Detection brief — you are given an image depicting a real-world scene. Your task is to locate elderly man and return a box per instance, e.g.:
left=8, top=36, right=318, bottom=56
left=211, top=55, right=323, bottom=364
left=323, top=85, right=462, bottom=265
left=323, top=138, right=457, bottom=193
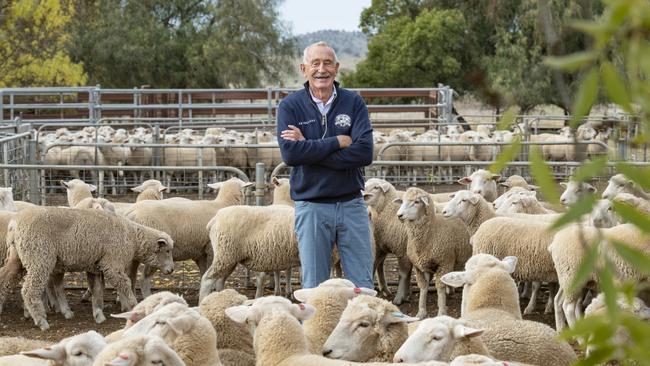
left=277, top=41, right=374, bottom=289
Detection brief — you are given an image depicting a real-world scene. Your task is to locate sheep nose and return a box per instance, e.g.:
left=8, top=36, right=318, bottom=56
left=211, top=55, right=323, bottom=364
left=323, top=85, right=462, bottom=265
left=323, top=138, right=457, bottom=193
left=393, top=357, right=404, bottom=363
left=397, top=213, right=404, bottom=220
left=322, top=349, right=333, bottom=357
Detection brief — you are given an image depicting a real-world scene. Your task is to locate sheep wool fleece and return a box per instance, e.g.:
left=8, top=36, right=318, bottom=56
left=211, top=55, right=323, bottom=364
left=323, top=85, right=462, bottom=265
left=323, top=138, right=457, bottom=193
left=278, top=81, right=374, bottom=288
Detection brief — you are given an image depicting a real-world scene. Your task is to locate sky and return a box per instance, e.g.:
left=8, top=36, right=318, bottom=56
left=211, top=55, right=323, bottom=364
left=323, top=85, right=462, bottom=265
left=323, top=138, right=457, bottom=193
left=279, top=0, right=372, bottom=35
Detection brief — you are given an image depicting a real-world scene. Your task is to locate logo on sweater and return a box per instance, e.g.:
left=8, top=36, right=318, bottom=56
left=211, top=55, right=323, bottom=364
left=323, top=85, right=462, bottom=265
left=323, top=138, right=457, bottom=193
left=334, top=114, right=351, bottom=128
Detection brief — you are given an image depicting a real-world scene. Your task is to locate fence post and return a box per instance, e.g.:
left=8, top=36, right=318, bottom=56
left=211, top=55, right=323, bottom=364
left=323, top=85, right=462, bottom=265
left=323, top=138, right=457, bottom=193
left=153, top=122, right=161, bottom=181
left=255, top=163, right=266, bottom=206
left=27, top=140, right=41, bottom=204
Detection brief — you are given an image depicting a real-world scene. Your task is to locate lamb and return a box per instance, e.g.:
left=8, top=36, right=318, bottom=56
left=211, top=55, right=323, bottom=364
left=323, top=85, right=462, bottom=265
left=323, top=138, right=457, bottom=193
left=440, top=254, right=577, bottom=366
left=458, top=170, right=501, bottom=202
left=363, top=178, right=412, bottom=304
left=106, top=291, right=188, bottom=342
left=549, top=223, right=650, bottom=331
left=61, top=179, right=96, bottom=207
left=395, top=187, right=471, bottom=318
left=292, top=278, right=377, bottom=354
left=495, top=193, right=556, bottom=215
left=602, top=173, right=650, bottom=200
left=559, top=180, right=597, bottom=205
left=199, top=183, right=298, bottom=300
left=127, top=177, right=252, bottom=298
left=0, top=208, right=174, bottom=330
left=131, top=179, right=169, bottom=202
left=498, top=175, right=537, bottom=191
left=322, top=295, right=419, bottom=362
left=441, top=190, right=496, bottom=236
left=198, top=289, right=255, bottom=366
left=74, top=197, right=116, bottom=213
left=0, top=330, right=107, bottom=366
left=492, top=186, right=536, bottom=211
left=91, top=335, right=185, bottom=366
left=224, top=295, right=447, bottom=366
left=122, top=302, right=221, bottom=366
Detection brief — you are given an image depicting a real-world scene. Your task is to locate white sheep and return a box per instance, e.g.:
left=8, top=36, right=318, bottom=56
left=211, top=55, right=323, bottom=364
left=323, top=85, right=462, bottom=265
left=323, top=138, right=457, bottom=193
left=602, top=173, right=650, bottom=200
left=322, top=294, right=419, bottom=362
left=198, top=289, right=255, bottom=366
left=61, top=179, right=96, bottom=207
left=441, top=190, right=496, bottom=236
left=458, top=170, right=501, bottom=202
left=292, top=278, right=377, bottom=354
left=495, top=193, right=556, bottom=215
left=224, top=295, right=447, bottom=366
left=441, top=254, right=577, bottom=365
left=549, top=223, right=650, bottom=331
left=0, top=337, right=49, bottom=357
left=492, top=186, right=537, bottom=211
left=122, top=302, right=221, bottom=366
left=0, top=330, right=107, bottom=366
left=0, top=208, right=175, bottom=330
left=91, top=335, right=185, bottom=366
left=498, top=175, right=537, bottom=192
left=612, top=192, right=650, bottom=215
left=127, top=177, right=252, bottom=298
left=395, top=187, right=471, bottom=318
left=363, top=178, right=412, bottom=304
left=559, top=180, right=597, bottom=205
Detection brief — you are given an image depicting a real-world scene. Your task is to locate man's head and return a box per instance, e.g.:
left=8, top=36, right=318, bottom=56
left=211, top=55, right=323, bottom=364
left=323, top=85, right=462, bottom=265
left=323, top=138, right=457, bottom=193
left=300, top=41, right=340, bottom=93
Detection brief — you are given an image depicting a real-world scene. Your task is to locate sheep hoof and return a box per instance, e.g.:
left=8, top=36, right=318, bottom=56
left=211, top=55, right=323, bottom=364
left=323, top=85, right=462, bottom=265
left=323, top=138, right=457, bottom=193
left=36, top=319, right=50, bottom=331
left=415, top=310, right=427, bottom=320
left=523, top=307, right=534, bottom=315
left=81, top=289, right=92, bottom=302
left=392, top=297, right=403, bottom=306
left=94, top=311, right=106, bottom=324
left=62, top=310, right=74, bottom=319
left=379, top=289, right=392, bottom=298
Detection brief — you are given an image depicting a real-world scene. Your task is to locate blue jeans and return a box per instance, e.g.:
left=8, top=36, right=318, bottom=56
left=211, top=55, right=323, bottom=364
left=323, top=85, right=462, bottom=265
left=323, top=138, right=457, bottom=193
left=294, top=197, right=374, bottom=289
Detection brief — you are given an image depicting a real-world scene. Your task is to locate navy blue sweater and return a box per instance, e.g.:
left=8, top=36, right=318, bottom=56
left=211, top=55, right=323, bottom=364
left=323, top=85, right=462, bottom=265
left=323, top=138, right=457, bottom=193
left=277, top=82, right=373, bottom=202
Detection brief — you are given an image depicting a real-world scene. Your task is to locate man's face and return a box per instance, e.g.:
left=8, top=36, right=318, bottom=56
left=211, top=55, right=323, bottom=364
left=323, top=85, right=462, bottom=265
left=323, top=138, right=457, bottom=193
left=300, top=46, right=340, bottom=91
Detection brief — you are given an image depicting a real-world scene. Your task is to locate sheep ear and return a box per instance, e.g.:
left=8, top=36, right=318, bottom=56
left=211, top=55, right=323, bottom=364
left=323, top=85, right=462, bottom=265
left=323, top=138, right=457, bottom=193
left=21, top=346, right=65, bottom=362
left=272, top=176, right=280, bottom=187
left=92, top=202, right=104, bottom=211
left=131, top=185, right=145, bottom=193
left=60, top=180, right=70, bottom=188
left=468, top=194, right=480, bottom=205
left=393, top=198, right=403, bottom=204
left=165, top=312, right=196, bottom=335
left=501, top=256, right=518, bottom=273
left=379, top=182, right=391, bottom=193
left=490, top=174, right=501, bottom=181
left=385, top=311, right=420, bottom=324
left=363, top=192, right=375, bottom=202
left=207, top=182, right=223, bottom=191
left=159, top=186, right=170, bottom=193
left=111, top=311, right=144, bottom=322
left=225, top=305, right=257, bottom=324
left=88, top=184, right=97, bottom=192
left=458, top=177, right=472, bottom=185
left=105, top=353, right=135, bottom=366
left=559, top=182, right=568, bottom=188
left=290, top=303, right=316, bottom=321
left=292, top=288, right=314, bottom=302
left=241, top=181, right=254, bottom=189
left=342, top=287, right=377, bottom=298
left=499, top=182, right=510, bottom=188
left=527, top=184, right=539, bottom=191
left=586, top=183, right=597, bottom=193
left=452, top=324, right=484, bottom=339
left=420, top=196, right=430, bottom=206
left=441, top=271, right=468, bottom=287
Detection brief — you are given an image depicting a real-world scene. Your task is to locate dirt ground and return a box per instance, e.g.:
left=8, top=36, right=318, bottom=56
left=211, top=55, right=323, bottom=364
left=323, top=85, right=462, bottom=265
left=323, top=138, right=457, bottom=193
left=0, top=257, right=557, bottom=343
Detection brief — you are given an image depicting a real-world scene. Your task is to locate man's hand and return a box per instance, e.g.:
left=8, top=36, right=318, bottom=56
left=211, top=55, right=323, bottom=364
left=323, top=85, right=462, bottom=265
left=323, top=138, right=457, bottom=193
left=281, top=125, right=305, bottom=141
left=336, top=135, right=352, bottom=148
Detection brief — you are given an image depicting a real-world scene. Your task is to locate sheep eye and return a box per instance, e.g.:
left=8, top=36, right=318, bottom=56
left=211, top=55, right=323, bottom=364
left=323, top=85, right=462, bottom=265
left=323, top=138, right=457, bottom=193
left=72, top=351, right=84, bottom=357
left=431, top=335, right=443, bottom=342
left=358, top=321, right=370, bottom=328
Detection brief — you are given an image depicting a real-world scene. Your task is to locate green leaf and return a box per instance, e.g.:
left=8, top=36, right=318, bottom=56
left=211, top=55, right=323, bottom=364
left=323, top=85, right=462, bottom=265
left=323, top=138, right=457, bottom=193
left=608, top=1, right=632, bottom=29
left=530, top=147, right=559, bottom=204
left=568, top=244, right=598, bottom=295
left=544, top=51, right=598, bottom=72
left=570, top=68, right=600, bottom=128
left=571, top=156, right=608, bottom=183
left=496, top=106, right=519, bottom=131
left=560, top=312, right=605, bottom=340
left=610, top=239, right=650, bottom=276
left=489, top=138, right=521, bottom=174
left=615, top=163, right=650, bottom=192
left=612, top=202, right=650, bottom=234
left=571, top=20, right=609, bottom=38
left=599, top=262, right=620, bottom=320
left=551, top=194, right=597, bottom=230
left=601, top=61, right=633, bottom=112
left=575, top=344, right=617, bottom=366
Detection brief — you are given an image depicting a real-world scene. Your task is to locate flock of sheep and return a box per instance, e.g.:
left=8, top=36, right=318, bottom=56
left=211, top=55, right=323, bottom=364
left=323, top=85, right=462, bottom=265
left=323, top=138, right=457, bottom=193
left=0, top=161, right=648, bottom=365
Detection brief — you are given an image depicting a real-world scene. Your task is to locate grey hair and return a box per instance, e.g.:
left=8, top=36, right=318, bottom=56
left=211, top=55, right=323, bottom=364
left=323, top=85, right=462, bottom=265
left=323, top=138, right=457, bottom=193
left=302, top=41, right=339, bottom=64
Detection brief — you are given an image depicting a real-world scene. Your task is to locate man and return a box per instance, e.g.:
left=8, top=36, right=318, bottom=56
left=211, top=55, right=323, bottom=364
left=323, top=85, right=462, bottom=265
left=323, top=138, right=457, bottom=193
left=277, top=41, right=374, bottom=289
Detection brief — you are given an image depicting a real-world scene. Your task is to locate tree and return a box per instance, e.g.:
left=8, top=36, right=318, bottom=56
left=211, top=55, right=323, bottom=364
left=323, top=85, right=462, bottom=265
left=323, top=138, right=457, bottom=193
left=0, top=0, right=87, bottom=87
left=68, top=0, right=295, bottom=88
left=343, top=9, right=471, bottom=91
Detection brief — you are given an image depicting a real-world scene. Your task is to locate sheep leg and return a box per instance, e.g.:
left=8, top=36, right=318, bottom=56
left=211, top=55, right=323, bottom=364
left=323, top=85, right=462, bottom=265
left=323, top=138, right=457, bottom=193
left=199, top=263, right=236, bottom=302
left=244, top=268, right=253, bottom=288
left=254, top=272, right=268, bottom=298
left=554, top=287, right=566, bottom=332
left=0, top=246, right=23, bottom=314
left=127, top=261, right=140, bottom=299
left=434, top=270, right=448, bottom=316
left=273, top=271, right=281, bottom=296
left=414, top=269, right=430, bottom=319
left=520, top=281, right=532, bottom=299
left=373, top=251, right=391, bottom=298
left=21, top=263, right=55, bottom=331
left=139, top=264, right=159, bottom=299
left=285, top=267, right=292, bottom=297
left=545, top=283, right=557, bottom=314
left=102, top=268, right=137, bottom=311
left=50, top=271, right=74, bottom=319
left=563, top=298, right=578, bottom=328
left=393, top=257, right=413, bottom=305
left=523, top=281, right=541, bottom=315
left=87, top=272, right=106, bottom=323
left=44, top=281, right=59, bottom=313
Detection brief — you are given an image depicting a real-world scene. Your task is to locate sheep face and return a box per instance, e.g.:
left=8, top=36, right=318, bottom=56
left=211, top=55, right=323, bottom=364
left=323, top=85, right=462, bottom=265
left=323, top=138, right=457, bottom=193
left=393, top=316, right=483, bottom=363
left=0, top=187, right=16, bottom=211
left=602, top=174, right=633, bottom=199
left=20, top=330, right=107, bottom=366
left=559, top=181, right=596, bottom=205
left=495, top=194, right=538, bottom=215
left=150, top=236, right=174, bottom=275
left=396, top=188, right=430, bottom=221
left=458, top=170, right=500, bottom=201
left=364, top=179, right=393, bottom=209
left=590, top=199, right=620, bottom=228
left=441, top=190, right=481, bottom=220
left=225, top=296, right=315, bottom=336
